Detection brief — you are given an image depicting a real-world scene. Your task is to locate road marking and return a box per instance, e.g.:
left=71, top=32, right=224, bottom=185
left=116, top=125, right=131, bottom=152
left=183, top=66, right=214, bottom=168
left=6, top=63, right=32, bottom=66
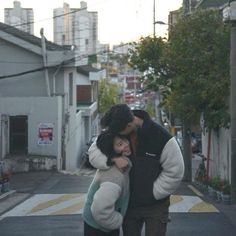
left=29, top=193, right=83, bottom=214
left=189, top=201, right=218, bottom=212
left=170, top=195, right=219, bottom=213
left=0, top=194, right=219, bottom=219
left=1, top=194, right=86, bottom=218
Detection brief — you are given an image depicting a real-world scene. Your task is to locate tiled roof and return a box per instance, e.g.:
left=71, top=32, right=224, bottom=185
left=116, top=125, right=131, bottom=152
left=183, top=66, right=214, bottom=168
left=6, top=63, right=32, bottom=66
left=0, top=21, right=70, bottom=51
left=196, top=0, right=228, bottom=9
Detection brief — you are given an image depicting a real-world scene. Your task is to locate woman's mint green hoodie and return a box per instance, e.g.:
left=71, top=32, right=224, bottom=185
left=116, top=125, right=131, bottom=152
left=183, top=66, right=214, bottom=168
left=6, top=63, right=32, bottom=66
left=83, top=153, right=131, bottom=232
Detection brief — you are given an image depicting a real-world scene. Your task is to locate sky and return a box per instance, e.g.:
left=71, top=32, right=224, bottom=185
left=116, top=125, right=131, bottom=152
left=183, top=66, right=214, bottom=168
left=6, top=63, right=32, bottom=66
left=0, top=0, right=183, bottom=45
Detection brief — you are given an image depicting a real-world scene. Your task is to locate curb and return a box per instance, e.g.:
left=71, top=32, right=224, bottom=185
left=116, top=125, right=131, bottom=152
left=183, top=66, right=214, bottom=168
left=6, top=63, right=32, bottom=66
left=0, top=190, right=16, bottom=201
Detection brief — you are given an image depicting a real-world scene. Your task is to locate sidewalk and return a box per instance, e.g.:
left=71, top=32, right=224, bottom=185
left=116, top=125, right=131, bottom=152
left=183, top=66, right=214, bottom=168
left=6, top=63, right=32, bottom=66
left=0, top=170, right=55, bottom=215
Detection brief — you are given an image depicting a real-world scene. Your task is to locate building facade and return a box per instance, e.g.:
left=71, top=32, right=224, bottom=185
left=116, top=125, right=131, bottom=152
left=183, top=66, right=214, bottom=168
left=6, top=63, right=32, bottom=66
left=4, top=1, right=34, bottom=34
left=0, top=22, right=103, bottom=173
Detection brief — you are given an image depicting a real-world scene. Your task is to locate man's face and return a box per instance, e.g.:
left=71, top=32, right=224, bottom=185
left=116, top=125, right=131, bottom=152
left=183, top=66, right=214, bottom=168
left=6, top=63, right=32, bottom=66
left=119, top=121, right=136, bottom=135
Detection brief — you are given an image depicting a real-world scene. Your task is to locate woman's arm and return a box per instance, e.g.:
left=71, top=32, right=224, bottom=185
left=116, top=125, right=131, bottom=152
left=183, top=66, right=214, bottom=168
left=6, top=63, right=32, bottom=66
left=91, top=182, right=123, bottom=230
left=88, top=141, right=110, bottom=169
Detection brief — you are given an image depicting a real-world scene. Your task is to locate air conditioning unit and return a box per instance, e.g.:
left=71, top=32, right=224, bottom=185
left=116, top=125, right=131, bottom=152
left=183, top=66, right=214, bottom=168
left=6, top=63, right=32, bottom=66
left=230, top=1, right=236, bottom=21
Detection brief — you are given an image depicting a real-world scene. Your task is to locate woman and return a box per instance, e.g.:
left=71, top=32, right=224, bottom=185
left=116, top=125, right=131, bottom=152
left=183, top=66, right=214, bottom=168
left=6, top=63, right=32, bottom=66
left=83, top=131, right=132, bottom=236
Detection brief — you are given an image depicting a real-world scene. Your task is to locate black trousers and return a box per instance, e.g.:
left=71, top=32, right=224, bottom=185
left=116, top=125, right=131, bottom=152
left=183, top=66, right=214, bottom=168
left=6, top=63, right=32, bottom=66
left=84, top=222, right=120, bottom=236
left=122, top=199, right=170, bottom=236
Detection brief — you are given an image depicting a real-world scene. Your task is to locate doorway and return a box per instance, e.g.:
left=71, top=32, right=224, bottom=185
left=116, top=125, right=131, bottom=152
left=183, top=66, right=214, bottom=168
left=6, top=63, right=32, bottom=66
left=9, top=116, right=28, bottom=154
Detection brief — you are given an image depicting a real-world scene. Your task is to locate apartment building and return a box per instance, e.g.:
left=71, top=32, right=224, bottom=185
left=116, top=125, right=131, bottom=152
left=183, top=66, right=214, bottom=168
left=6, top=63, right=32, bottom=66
left=4, top=1, right=34, bottom=34
left=53, top=1, right=98, bottom=58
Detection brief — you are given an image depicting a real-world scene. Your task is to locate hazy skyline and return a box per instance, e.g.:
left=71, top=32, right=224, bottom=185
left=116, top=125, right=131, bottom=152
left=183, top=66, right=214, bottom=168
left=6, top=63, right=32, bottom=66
left=0, top=0, right=183, bottom=45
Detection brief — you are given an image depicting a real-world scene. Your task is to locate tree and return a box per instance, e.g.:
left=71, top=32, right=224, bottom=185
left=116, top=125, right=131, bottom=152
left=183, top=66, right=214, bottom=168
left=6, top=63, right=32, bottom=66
left=128, top=10, right=230, bottom=130
left=128, top=36, right=169, bottom=91
left=166, top=9, right=230, bottom=181
left=128, top=9, right=230, bottom=181
left=166, top=9, right=230, bottom=129
left=98, top=79, right=120, bottom=114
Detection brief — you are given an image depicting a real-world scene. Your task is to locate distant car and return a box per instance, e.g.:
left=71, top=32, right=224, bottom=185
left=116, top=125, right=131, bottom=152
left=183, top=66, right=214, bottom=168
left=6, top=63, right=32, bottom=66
left=175, top=131, right=202, bottom=153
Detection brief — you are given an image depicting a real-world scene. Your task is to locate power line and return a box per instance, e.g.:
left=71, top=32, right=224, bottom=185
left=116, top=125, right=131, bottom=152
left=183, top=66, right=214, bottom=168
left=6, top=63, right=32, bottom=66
left=0, top=66, right=44, bottom=79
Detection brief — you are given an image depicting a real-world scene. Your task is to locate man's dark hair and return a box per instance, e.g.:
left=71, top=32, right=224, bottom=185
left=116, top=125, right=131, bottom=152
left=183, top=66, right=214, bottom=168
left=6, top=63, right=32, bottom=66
left=101, top=104, right=134, bottom=133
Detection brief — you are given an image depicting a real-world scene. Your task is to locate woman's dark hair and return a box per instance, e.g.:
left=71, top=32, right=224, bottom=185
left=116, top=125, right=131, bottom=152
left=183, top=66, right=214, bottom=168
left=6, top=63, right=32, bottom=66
left=96, top=130, right=127, bottom=166
left=101, top=104, right=134, bottom=134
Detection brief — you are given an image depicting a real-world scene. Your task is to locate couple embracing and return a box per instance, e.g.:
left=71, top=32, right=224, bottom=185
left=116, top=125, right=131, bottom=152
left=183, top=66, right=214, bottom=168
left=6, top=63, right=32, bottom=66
left=83, top=104, right=184, bottom=236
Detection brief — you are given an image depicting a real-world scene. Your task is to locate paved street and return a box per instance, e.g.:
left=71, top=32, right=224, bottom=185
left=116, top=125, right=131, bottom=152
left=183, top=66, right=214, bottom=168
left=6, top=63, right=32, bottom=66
left=0, top=164, right=236, bottom=236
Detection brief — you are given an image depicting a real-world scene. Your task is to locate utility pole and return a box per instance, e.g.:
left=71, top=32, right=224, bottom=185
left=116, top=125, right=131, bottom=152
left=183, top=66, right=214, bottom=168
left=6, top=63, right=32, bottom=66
left=230, top=0, right=236, bottom=204
left=40, top=28, right=51, bottom=97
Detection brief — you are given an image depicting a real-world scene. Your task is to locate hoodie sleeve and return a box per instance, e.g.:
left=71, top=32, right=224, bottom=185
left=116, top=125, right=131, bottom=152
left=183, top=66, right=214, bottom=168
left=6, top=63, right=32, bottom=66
left=153, top=137, right=185, bottom=200
left=88, top=140, right=110, bottom=170
left=91, top=182, right=123, bottom=230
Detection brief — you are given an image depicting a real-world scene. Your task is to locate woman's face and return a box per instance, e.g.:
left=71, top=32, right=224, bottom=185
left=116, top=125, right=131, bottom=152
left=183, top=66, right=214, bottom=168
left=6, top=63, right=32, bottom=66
left=113, top=137, right=131, bottom=156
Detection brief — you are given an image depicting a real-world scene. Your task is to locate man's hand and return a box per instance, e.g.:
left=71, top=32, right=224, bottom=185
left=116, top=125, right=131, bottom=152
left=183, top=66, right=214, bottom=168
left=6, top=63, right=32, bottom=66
left=112, top=157, right=129, bottom=172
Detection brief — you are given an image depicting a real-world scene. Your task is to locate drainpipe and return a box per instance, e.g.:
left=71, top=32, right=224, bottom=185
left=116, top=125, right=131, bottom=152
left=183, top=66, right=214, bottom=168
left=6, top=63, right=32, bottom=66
left=40, top=28, right=51, bottom=97
left=52, top=64, right=63, bottom=96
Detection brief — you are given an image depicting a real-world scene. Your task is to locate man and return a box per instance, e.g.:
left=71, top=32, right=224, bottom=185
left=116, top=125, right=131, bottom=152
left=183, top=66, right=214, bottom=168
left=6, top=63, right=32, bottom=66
left=89, top=104, right=184, bottom=236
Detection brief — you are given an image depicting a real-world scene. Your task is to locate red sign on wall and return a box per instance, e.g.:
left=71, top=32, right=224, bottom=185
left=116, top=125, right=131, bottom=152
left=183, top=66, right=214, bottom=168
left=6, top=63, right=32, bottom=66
left=38, top=123, right=54, bottom=145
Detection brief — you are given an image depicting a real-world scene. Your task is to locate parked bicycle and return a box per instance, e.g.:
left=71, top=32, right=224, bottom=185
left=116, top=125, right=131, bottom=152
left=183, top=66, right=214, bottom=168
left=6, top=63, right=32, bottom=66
left=194, top=153, right=207, bottom=182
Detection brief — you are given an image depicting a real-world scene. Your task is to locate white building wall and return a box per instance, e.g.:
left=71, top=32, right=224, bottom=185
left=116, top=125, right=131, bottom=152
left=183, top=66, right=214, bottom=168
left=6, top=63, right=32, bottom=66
left=63, top=68, right=87, bottom=171
left=66, top=111, right=86, bottom=171
left=202, top=128, right=231, bottom=182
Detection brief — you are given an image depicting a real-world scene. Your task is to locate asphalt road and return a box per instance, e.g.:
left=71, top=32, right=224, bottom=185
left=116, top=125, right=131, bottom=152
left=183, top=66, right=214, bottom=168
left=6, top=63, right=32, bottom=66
left=0, top=166, right=236, bottom=236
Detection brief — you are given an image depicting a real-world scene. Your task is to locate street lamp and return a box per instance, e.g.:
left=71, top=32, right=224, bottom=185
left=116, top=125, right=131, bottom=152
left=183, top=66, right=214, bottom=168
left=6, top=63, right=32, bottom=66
left=154, top=20, right=168, bottom=25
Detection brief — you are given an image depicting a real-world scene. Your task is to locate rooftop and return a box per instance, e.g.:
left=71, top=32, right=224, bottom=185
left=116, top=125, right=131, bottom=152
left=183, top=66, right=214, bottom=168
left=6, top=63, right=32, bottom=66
left=0, top=22, right=71, bottom=51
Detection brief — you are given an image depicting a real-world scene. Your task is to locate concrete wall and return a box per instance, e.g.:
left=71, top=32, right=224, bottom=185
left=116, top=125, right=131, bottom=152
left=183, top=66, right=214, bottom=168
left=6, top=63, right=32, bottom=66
left=0, top=96, right=62, bottom=172
left=202, top=128, right=231, bottom=182
left=65, top=111, right=86, bottom=171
